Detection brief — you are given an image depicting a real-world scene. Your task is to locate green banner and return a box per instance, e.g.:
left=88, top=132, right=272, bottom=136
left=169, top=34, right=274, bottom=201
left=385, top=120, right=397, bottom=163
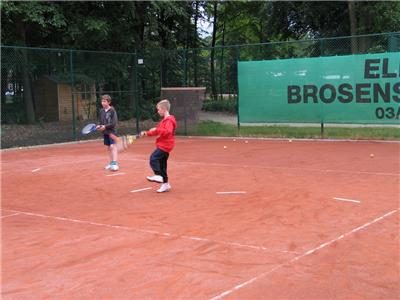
left=238, top=52, right=400, bottom=124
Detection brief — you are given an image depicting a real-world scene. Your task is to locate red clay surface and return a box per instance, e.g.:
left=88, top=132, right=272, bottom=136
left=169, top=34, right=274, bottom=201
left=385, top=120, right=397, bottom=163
left=2, top=137, right=399, bottom=299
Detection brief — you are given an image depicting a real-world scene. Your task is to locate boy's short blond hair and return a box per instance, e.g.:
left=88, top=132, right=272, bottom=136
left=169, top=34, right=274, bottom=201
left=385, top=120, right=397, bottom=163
left=157, top=99, right=170, bottom=111
left=101, top=94, right=112, bottom=103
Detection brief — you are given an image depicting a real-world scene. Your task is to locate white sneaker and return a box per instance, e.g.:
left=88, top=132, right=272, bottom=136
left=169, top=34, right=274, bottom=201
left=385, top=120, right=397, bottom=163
left=110, top=164, right=119, bottom=171
left=146, top=175, right=163, bottom=183
left=157, top=183, right=171, bottom=193
left=104, top=164, right=112, bottom=170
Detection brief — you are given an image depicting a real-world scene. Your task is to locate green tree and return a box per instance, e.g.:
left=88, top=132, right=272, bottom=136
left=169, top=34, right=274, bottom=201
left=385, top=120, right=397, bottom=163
left=1, top=1, right=66, bottom=123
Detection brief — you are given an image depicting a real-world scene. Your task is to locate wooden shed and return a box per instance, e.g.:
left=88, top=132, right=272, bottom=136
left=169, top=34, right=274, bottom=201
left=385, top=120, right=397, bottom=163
left=33, top=75, right=97, bottom=122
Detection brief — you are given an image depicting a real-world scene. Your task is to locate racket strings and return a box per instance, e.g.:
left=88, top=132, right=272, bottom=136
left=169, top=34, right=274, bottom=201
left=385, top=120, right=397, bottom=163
left=82, top=123, right=96, bottom=134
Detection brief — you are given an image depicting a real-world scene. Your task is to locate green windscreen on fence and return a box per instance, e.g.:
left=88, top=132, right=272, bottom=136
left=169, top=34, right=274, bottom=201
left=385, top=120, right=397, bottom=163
left=238, top=52, right=400, bottom=124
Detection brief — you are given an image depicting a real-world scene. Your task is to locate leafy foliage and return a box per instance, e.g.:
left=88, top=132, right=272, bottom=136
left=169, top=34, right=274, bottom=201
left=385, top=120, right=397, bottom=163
left=1, top=1, right=399, bottom=123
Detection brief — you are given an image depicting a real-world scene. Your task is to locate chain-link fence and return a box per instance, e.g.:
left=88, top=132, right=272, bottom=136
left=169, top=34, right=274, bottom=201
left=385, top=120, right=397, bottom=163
left=1, top=32, right=399, bottom=148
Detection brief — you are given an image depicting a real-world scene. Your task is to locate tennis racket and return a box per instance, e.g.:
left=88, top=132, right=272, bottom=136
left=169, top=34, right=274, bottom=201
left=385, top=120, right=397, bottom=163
left=81, top=123, right=97, bottom=135
left=117, top=134, right=140, bottom=151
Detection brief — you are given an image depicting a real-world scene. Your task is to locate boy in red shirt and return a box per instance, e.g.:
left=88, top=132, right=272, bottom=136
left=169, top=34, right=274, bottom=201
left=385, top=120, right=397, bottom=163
left=140, top=99, right=177, bottom=193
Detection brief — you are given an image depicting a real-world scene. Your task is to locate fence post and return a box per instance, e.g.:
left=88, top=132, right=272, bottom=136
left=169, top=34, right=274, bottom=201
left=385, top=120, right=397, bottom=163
left=236, top=46, right=240, bottom=136
left=182, top=49, right=188, bottom=135
left=182, top=49, right=187, bottom=87
left=69, top=50, right=77, bottom=140
left=134, top=53, right=140, bottom=133
left=194, top=49, right=198, bottom=86
left=388, top=32, right=399, bottom=52
left=320, top=122, right=324, bottom=138
left=320, top=39, right=325, bottom=56
left=160, top=50, right=164, bottom=87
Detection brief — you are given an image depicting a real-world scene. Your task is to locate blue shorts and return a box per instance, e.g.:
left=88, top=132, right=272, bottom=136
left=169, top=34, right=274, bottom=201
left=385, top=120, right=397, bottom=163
left=103, top=134, right=116, bottom=146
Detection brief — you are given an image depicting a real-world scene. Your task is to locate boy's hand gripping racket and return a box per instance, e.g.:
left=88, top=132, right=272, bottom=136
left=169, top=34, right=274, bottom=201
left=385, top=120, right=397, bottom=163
left=81, top=123, right=139, bottom=151
left=81, top=123, right=97, bottom=135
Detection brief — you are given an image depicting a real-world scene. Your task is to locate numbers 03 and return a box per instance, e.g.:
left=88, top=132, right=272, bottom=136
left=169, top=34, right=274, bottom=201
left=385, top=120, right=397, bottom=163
left=375, top=107, right=400, bottom=119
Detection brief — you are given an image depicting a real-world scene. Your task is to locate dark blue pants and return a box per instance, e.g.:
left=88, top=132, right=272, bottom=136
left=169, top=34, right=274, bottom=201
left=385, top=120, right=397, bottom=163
left=150, top=148, right=169, bottom=183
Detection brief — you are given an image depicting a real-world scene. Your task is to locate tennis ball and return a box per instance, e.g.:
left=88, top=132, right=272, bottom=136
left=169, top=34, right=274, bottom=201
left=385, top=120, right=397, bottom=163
left=223, top=145, right=227, bottom=149
left=370, top=153, right=374, bottom=158
left=289, top=139, right=292, bottom=142
left=245, top=140, right=248, bottom=144
left=233, top=139, right=236, bottom=142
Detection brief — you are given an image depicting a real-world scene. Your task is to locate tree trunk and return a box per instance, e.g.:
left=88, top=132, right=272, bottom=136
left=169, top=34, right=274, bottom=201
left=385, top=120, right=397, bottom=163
left=193, top=1, right=199, bottom=86
left=159, top=31, right=167, bottom=87
left=16, top=19, right=35, bottom=123
left=1, top=68, right=8, bottom=106
left=157, top=10, right=168, bottom=87
left=219, top=19, right=226, bottom=100
left=129, top=2, right=147, bottom=126
left=348, top=0, right=358, bottom=54
left=357, top=3, right=372, bottom=53
left=21, top=50, right=35, bottom=123
left=210, top=1, right=218, bottom=100
left=184, top=5, right=191, bottom=87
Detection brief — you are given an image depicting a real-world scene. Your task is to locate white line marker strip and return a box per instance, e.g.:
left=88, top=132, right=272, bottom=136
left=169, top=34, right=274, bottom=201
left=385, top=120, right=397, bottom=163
left=209, top=208, right=399, bottom=300
left=28, top=158, right=103, bottom=172
left=31, top=168, right=41, bottom=173
left=130, top=187, right=152, bottom=193
left=1, top=209, right=296, bottom=254
left=106, top=172, right=126, bottom=177
left=333, top=197, right=361, bottom=203
left=102, top=158, right=400, bottom=177
left=176, top=160, right=399, bottom=177
left=1, top=213, right=20, bottom=219
left=216, top=191, right=247, bottom=195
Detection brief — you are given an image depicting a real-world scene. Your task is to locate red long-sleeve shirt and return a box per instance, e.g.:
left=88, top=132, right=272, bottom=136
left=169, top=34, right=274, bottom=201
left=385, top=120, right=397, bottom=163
left=146, top=115, right=177, bottom=153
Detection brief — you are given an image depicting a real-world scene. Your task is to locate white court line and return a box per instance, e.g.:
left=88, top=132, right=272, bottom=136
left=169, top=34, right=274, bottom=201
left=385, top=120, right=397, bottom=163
left=209, top=208, right=399, bottom=300
left=35, top=157, right=103, bottom=169
left=106, top=172, right=126, bottom=177
left=120, top=158, right=400, bottom=177
left=334, top=197, right=361, bottom=203
left=180, top=136, right=400, bottom=143
left=1, top=157, right=103, bottom=175
left=130, top=187, right=152, bottom=193
left=1, top=209, right=297, bottom=254
left=1, top=212, right=20, bottom=219
left=216, top=191, right=247, bottom=195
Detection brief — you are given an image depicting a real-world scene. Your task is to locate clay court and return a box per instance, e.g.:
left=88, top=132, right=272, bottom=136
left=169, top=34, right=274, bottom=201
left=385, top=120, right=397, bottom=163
left=2, top=137, right=399, bottom=299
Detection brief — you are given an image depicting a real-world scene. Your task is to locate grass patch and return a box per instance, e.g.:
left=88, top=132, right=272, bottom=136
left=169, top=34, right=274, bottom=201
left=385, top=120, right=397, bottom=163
left=202, top=98, right=237, bottom=113
left=194, top=121, right=400, bottom=140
